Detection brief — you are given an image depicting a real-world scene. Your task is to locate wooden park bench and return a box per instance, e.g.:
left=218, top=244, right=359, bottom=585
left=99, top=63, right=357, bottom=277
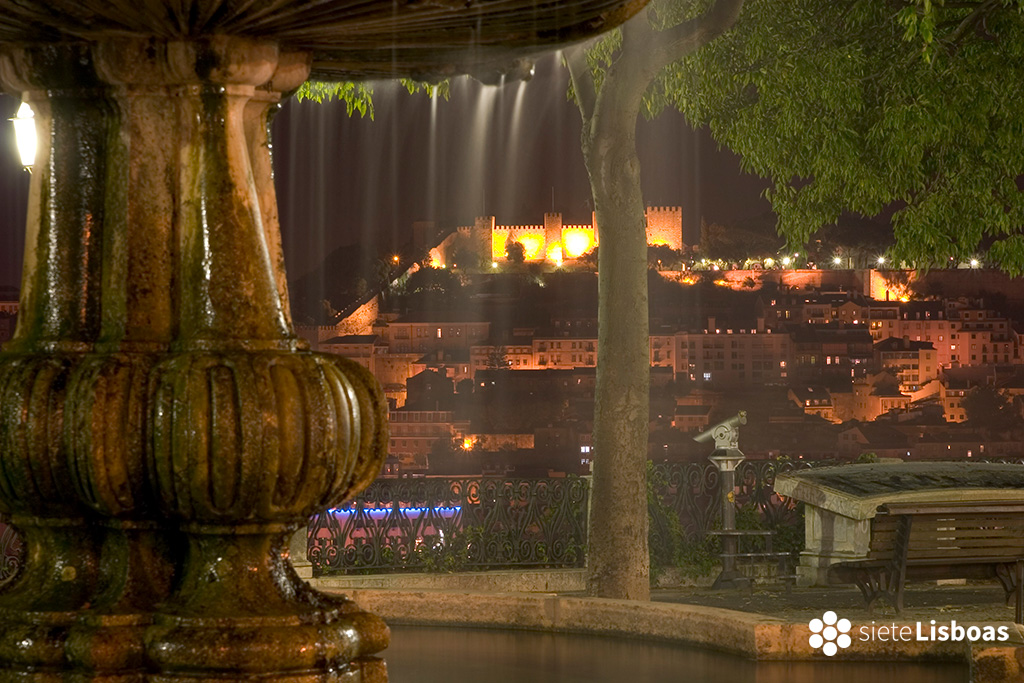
left=828, top=500, right=1024, bottom=621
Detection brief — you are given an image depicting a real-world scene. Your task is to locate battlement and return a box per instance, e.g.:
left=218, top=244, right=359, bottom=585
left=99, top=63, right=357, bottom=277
left=466, top=206, right=684, bottom=263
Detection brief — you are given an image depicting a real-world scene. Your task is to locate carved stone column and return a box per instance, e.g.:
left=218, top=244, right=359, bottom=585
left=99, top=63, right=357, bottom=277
left=0, top=37, right=389, bottom=682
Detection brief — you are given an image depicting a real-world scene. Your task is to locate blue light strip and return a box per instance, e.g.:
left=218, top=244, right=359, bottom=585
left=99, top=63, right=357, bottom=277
left=326, top=505, right=461, bottom=516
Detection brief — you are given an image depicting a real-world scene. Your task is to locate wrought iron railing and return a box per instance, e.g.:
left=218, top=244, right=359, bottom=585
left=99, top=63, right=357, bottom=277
left=650, top=459, right=834, bottom=542
left=309, top=476, right=590, bottom=575
left=15, top=456, right=1007, bottom=579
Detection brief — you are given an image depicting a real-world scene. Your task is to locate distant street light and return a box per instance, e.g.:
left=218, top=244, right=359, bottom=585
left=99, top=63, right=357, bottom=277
left=782, top=256, right=791, bottom=267
left=970, top=258, right=980, bottom=268
left=877, top=256, right=886, bottom=265
left=10, top=101, right=35, bottom=170
left=833, top=256, right=842, bottom=266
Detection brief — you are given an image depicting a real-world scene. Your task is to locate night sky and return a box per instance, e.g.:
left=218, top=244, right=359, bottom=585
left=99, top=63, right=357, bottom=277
left=0, top=52, right=772, bottom=289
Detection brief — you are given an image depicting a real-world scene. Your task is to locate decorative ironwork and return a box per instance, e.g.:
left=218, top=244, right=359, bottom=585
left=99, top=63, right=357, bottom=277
left=310, top=476, right=589, bottom=575
left=650, top=459, right=835, bottom=541
left=0, top=521, right=23, bottom=586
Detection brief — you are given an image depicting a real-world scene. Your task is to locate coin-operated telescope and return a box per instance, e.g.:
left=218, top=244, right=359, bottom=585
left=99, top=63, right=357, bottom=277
left=693, top=411, right=747, bottom=458
left=694, top=411, right=747, bottom=589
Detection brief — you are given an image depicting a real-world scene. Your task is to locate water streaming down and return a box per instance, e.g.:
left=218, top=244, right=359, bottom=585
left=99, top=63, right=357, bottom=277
left=425, top=91, right=439, bottom=222
left=468, top=78, right=500, bottom=218
left=504, top=78, right=530, bottom=211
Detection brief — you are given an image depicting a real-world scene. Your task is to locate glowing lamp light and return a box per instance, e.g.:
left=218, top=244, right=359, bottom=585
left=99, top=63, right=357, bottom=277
left=562, top=229, right=593, bottom=258
left=764, top=258, right=774, bottom=267
left=517, top=234, right=545, bottom=260
left=833, top=257, right=842, bottom=265
left=392, top=255, right=400, bottom=263
left=491, top=261, right=498, bottom=269
left=11, top=101, right=35, bottom=170
left=781, top=257, right=791, bottom=267
left=461, top=437, right=473, bottom=450
left=970, top=258, right=979, bottom=268
left=877, top=256, right=886, bottom=265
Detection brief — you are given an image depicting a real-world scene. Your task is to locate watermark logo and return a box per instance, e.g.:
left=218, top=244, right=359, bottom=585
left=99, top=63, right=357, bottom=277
left=808, top=611, right=1012, bottom=657
left=808, top=610, right=852, bottom=656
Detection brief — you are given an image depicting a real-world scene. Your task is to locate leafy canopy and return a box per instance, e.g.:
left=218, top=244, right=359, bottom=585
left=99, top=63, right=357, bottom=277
left=643, top=0, right=1024, bottom=274
left=295, top=79, right=449, bottom=119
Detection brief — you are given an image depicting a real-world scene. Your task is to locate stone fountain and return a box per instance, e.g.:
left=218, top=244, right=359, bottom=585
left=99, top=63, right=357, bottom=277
left=0, top=2, right=646, bottom=681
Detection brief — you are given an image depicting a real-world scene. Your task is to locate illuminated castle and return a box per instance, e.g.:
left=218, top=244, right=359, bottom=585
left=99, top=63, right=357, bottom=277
left=459, top=207, right=684, bottom=265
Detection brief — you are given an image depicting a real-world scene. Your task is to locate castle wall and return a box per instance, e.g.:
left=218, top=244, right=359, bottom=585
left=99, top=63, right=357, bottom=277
left=480, top=207, right=682, bottom=263
left=493, top=224, right=547, bottom=260
left=645, top=206, right=683, bottom=251
left=336, top=296, right=379, bottom=336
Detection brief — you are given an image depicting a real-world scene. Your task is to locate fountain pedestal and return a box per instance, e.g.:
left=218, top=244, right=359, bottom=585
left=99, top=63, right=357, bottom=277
left=0, top=38, right=389, bottom=682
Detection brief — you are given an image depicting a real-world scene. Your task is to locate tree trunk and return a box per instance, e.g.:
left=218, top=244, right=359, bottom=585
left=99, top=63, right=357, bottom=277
left=573, top=37, right=654, bottom=598
left=568, top=0, right=745, bottom=601
left=583, top=102, right=651, bottom=599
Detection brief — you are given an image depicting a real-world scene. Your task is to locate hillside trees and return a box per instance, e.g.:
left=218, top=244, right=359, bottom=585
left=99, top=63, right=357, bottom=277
left=664, top=0, right=1024, bottom=273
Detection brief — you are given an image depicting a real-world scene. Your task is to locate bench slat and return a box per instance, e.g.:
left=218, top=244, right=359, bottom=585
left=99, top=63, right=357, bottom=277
left=885, top=502, right=1024, bottom=516
left=832, top=503, right=1024, bottom=619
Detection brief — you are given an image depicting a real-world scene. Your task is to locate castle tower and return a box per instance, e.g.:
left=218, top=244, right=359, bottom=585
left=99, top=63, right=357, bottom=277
left=544, top=212, right=563, bottom=261
left=645, top=206, right=684, bottom=250
left=475, top=215, right=496, bottom=263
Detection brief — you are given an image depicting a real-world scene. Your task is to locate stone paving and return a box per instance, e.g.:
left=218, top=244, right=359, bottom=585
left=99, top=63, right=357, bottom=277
left=655, top=583, right=1018, bottom=624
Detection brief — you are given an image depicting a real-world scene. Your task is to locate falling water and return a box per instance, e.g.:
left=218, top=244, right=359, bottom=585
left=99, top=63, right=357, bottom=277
left=466, top=77, right=499, bottom=218
left=425, top=91, right=439, bottom=223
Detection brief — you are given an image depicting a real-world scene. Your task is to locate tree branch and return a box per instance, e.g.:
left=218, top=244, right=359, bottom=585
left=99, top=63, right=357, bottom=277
left=943, top=0, right=999, bottom=47
left=636, top=0, right=746, bottom=78
left=565, top=40, right=598, bottom=122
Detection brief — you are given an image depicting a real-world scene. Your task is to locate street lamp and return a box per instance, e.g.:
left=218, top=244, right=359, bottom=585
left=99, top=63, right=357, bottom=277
left=832, top=256, right=842, bottom=266
left=877, top=256, right=886, bottom=266
left=10, top=101, right=36, bottom=170
left=781, top=256, right=791, bottom=267
left=970, top=258, right=979, bottom=268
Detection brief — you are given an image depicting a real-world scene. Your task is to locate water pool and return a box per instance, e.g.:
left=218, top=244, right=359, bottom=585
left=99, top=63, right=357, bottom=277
left=383, top=625, right=968, bottom=683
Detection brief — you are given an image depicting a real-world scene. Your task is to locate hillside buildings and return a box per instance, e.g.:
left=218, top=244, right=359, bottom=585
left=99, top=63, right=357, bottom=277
left=310, top=264, right=1024, bottom=475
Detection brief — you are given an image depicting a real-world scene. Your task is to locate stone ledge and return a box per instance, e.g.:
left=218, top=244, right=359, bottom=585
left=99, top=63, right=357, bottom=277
left=310, top=569, right=586, bottom=593
left=972, top=639, right=1024, bottom=683
left=333, top=587, right=1024, bottom=677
